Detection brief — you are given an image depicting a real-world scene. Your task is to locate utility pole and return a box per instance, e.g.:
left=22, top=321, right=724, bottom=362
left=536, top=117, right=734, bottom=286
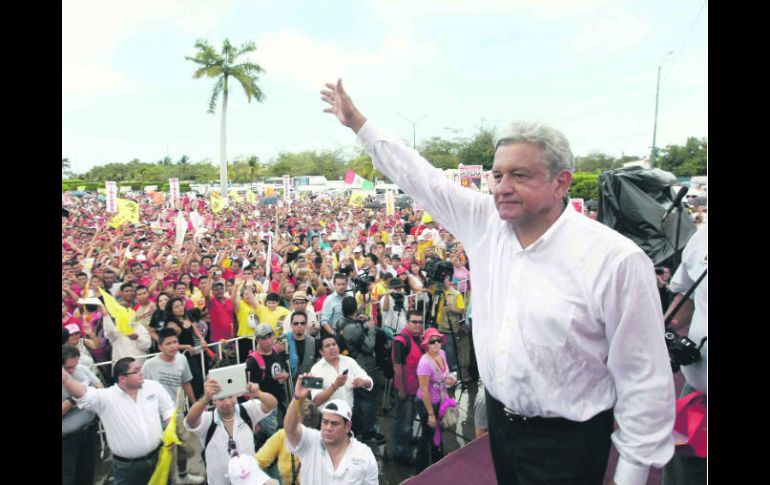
left=650, top=51, right=674, bottom=167
left=397, top=113, right=427, bottom=149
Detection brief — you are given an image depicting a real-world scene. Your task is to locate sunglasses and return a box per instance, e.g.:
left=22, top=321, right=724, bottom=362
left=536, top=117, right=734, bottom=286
left=292, top=320, right=307, bottom=326
left=409, top=320, right=424, bottom=325
left=428, top=338, right=442, bottom=345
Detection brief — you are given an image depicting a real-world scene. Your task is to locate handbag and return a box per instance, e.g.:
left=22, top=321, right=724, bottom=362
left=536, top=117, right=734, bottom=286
left=435, top=358, right=459, bottom=428
left=673, top=391, right=707, bottom=458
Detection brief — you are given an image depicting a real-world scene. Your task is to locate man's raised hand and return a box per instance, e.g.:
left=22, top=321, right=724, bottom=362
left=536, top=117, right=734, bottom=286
left=320, top=79, right=367, bottom=133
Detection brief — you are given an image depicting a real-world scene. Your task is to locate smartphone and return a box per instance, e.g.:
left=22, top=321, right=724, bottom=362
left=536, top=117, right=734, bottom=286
left=301, top=377, right=324, bottom=390
left=342, top=369, right=349, bottom=376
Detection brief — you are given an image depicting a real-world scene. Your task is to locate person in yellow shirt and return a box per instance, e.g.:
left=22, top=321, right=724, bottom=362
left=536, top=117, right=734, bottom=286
left=255, top=293, right=292, bottom=337
left=232, top=277, right=262, bottom=363
left=255, top=399, right=321, bottom=485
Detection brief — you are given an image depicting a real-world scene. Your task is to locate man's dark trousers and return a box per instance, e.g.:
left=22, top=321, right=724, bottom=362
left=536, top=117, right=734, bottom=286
left=62, top=422, right=99, bottom=485
left=485, top=389, right=614, bottom=485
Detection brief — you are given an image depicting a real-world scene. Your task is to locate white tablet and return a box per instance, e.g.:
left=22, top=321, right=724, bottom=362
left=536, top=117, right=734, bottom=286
left=207, top=363, right=248, bottom=400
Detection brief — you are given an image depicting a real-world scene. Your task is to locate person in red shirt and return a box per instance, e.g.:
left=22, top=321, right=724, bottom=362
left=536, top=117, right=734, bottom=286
left=201, top=279, right=235, bottom=343
left=62, top=300, right=83, bottom=333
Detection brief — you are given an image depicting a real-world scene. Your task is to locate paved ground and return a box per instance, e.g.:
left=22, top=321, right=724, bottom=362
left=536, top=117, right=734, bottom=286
left=95, top=373, right=683, bottom=484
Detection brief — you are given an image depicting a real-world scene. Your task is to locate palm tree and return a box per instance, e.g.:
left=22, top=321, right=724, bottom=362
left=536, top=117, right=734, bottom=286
left=185, top=39, right=265, bottom=201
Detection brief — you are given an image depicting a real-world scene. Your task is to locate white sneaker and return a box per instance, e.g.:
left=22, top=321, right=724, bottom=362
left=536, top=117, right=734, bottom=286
left=176, top=472, right=205, bottom=484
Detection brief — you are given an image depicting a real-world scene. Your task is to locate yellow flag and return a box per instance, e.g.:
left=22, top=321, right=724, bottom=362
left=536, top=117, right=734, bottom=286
left=98, top=288, right=135, bottom=336
left=417, top=239, right=434, bottom=262
left=107, top=199, right=140, bottom=229
left=148, top=388, right=183, bottom=485
left=349, top=190, right=366, bottom=207
left=386, top=191, right=395, bottom=217
left=210, top=191, right=225, bottom=214
left=77, top=186, right=86, bottom=191
left=229, top=189, right=243, bottom=203
left=245, top=189, right=257, bottom=204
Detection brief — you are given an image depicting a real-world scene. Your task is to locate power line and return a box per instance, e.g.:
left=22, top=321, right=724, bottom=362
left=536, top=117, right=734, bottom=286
left=663, top=0, right=708, bottom=82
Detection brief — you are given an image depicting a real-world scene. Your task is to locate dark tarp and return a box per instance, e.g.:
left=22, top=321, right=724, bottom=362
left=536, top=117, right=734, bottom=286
left=598, top=166, right=698, bottom=268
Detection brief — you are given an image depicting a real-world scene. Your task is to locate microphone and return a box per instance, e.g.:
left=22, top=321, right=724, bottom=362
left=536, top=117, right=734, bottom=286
left=662, top=186, right=689, bottom=220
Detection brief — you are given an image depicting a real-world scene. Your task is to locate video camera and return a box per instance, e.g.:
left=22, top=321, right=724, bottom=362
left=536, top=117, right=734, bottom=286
left=424, top=257, right=455, bottom=292
left=351, top=267, right=375, bottom=295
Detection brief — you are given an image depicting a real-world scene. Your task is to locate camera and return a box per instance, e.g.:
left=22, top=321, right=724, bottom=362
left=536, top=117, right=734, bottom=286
left=351, top=267, right=375, bottom=295
left=424, top=257, right=455, bottom=292
left=391, top=291, right=405, bottom=312
left=664, top=331, right=706, bottom=372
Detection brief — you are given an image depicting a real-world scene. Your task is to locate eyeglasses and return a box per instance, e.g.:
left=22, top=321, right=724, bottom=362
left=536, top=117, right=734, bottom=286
left=292, top=320, right=307, bottom=326
left=428, top=338, right=442, bottom=345
left=409, top=320, right=424, bottom=325
left=123, top=371, right=141, bottom=376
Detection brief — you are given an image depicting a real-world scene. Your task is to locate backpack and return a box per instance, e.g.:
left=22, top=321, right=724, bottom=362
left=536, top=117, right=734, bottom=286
left=375, top=326, right=396, bottom=379
left=202, top=403, right=253, bottom=465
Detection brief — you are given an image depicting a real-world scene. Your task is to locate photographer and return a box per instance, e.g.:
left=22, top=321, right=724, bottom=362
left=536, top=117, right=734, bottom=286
left=380, top=276, right=408, bottom=333
left=435, top=277, right=468, bottom=379
left=338, top=296, right=386, bottom=443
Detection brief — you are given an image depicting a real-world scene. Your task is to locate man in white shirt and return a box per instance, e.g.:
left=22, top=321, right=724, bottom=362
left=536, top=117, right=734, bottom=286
left=102, top=311, right=152, bottom=364
left=62, top=357, right=175, bottom=485
left=284, top=378, right=379, bottom=485
left=321, top=79, right=675, bottom=485
left=309, top=334, right=373, bottom=409
left=185, top=377, right=278, bottom=485
left=662, top=224, right=708, bottom=485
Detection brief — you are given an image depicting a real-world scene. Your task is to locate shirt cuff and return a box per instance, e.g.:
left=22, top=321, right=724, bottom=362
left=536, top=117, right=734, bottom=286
left=613, top=456, right=650, bottom=485
left=355, top=121, right=379, bottom=153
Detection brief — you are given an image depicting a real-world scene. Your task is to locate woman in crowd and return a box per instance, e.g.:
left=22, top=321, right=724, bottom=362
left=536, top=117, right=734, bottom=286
left=407, top=262, right=429, bottom=314
left=416, top=327, right=457, bottom=474
left=164, top=296, right=209, bottom=397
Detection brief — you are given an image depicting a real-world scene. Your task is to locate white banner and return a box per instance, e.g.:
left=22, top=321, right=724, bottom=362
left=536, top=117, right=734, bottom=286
left=169, top=178, right=180, bottom=204
left=119, top=186, right=132, bottom=193
left=143, top=185, right=158, bottom=193
left=105, top=181, right=118, bottom=212
left=174, top=211, right=188, bottom=249
left=282, top=175, right=290, bottom=201
left=386, top=190, right=395, bottom=217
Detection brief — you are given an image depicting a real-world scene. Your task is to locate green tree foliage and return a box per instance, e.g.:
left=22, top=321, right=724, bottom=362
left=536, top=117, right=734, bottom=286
left=569, top=172, right=600, bottom=201
left=459, top=127, right=496, bottom=169
left=656, top=137, right=707, bottom=176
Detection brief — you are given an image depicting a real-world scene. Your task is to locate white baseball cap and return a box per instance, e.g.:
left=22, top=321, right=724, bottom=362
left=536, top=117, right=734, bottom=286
left=227, top=454, right=271, bottom=485
left=321, top=399, right=352, bottom=421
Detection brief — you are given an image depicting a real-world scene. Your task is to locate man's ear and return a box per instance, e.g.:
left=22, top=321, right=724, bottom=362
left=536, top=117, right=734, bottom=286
left=554, top=170, right=573, bottom=199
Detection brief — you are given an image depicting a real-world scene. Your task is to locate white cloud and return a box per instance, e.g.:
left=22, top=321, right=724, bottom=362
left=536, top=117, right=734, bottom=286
left=571, top=8, right=652, bottom=54
left=255, top=30, right=438, bottom=92
left=62, top=0, right=229, bottom=95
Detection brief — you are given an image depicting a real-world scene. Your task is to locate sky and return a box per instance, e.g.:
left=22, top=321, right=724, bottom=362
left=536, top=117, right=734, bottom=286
left=62, top=0, right=708, bottom=176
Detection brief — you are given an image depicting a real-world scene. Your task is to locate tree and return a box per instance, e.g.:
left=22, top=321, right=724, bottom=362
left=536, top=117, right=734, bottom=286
left=62, top=158, right=73, bottom=178
left=657, top=137, right=707, bottom=177
left=186, top=38, right=266, bottom=202
left=575, top=152, right=623, bottom=173
left=459, top=126, right=496, bottom=169
left=177, top=155, right=190, bottom=165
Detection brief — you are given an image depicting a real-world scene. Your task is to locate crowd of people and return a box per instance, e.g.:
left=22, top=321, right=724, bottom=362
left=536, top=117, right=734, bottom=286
left=61, top=175, right=483, bottom=484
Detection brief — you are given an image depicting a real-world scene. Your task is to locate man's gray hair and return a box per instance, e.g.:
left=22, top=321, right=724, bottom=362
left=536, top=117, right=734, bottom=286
left=495, top=122, right=575, bottom=178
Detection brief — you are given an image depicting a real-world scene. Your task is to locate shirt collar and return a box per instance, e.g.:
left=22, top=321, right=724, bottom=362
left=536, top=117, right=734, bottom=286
left=518, top=203, right=574, bottom=251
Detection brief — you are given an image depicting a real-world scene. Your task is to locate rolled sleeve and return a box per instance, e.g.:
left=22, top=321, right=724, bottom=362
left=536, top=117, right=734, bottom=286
left=603, top=252, right=675, bottom=481
left=74, top=385, right=106, bottom=414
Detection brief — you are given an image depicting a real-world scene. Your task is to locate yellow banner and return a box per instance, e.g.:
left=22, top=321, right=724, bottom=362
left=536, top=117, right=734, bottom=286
left=265, top=186, right=277, bottom=197
left=77, top=186, right=85, bottom=191
left=107, top=199, right=140, bottom=229
left=210, top=191, right=225, bottom=214
left=349, top=190, right=366, bottom=207
left=245, top=189, right=257, bottom=204
left=98, top=288, right=135, bottom=336
left=229, top=189, right=243, bottom=203
left=386, top=191, right=395, bottom=217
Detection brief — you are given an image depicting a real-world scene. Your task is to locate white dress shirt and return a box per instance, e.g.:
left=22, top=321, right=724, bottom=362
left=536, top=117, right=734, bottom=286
left=358, top=121, right=675, bottom=485
left=102, top=314, right=152, bottom=364
left=75, top=379, right=174, bottom=458
left=285, top=426, right=379, bottom=485
left=669, top=225, right=708, bottom=395
left=309, top=355, right=373, bottom=408
left=185, top=399, right=269, bottom=485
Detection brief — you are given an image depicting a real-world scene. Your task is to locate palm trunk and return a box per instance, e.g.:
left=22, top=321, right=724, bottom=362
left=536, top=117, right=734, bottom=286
left=219, top=77, right=229, bottom=204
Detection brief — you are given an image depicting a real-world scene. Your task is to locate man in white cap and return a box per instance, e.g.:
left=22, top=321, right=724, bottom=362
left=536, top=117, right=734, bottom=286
left=284, top=374, right=379, bottom=485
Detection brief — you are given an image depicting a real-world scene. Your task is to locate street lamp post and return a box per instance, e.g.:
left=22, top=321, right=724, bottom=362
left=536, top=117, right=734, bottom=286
left=398, top=113, right=427, bottom=148
left=650, top=51, right=674, bottom=167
